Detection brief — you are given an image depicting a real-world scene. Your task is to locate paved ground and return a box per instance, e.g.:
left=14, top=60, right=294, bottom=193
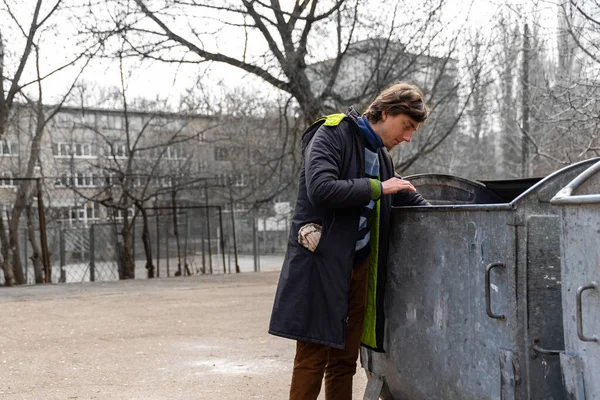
left=0, top=270, right=368, bottom=399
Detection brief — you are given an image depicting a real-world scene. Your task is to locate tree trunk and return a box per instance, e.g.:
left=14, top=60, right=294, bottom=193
left=171, top=191, right=183, bottom=276
left=138, top=204, right=155, bottom=279
left=7, top=100, right=48, bottom=284
left=0, top=213, right=15, bottom=286
left=0, top=33, right=7, bottom=139
left=120, top=220, right=135, bottom=279
left=8, top=205, right=25, bottom=284
left=25, top=205, right=44, bottom=284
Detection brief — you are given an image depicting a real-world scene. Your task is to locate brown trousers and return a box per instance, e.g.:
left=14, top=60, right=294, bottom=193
left=289, top=259, right=370, bottom=400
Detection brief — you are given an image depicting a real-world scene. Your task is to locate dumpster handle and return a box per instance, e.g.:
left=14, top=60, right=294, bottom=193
left=532, top=337, right=562, bottom=358
left=551, top=160, right=600, bottom=204
left=486, top=263, right=506, bottom=321
left=532, top=344, right=562, bottom=356
left=576, top=282, right=598, bottom=342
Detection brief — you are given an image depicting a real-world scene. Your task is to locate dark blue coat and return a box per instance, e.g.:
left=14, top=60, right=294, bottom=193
left=268, top=108, right=427, bottom=350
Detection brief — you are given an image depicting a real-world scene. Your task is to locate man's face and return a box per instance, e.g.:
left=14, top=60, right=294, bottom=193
left=378, top=112, right=419, bottom=150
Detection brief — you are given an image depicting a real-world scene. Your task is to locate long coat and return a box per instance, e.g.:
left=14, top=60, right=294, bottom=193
left=268, top=108, right=427, bottom=350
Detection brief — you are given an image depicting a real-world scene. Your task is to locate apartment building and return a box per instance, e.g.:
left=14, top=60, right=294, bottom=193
left=0, top=105, right=217, bottom=226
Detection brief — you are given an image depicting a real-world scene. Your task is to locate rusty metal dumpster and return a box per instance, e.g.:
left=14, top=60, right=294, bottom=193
left=362, top=158, right=599, bottom=400
left=551, top=161, right=600, bottom=399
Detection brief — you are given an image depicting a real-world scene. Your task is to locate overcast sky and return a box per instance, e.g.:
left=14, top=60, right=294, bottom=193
left=1, top=0, right=561, bottom=110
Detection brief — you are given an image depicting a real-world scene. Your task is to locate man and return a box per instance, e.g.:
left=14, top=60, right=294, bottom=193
left=269, top=82, right=430, bottom=399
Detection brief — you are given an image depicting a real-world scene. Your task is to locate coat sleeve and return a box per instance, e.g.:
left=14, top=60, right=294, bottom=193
left=305, top=124, right=373, bottom=208
left=392, top=173, right=430, bottom=206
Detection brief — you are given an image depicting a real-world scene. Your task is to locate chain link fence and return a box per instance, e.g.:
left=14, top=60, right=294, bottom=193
left=0, top=178, right=290, bottom=285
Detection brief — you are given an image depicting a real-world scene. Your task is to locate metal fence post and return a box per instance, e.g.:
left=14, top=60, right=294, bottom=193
left=60, top=228, right=66, bottom=283
left=89, top=224, right=95, bottom=282
left=156, top=212, right=160, bottom=278
left=257, top=218, right=261, bottom=272
left=230, top=197, right=240, bottom=273
left=166, top=218, right=170, bottom=277
left=218, top=206, right=226, bottom=274
left=132, top=222, right=136, bottom=265
left=23, top=228, right=28, bottom=283
left=253, top=216, right=258, bottom=273
left=184, top=212, right=189, bottom=274
left=204, top=187, right=213, bottom=274
left=200, top=214, right=206, bottom=274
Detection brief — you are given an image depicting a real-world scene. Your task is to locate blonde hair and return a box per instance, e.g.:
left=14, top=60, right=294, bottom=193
left=363, top=82, right=428, bottom=123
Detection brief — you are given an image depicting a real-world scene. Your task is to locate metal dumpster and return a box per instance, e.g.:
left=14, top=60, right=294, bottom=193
left=362, top=158, right=599, bottom=400
left=397, top=174, right=506, bottom=205
left=551, top=161, right=600, bottom=399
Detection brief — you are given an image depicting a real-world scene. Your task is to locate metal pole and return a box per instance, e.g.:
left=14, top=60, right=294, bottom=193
left=230, top=196, right=240, bottom=273
left=166, top=216, right=170, bottom=277
left=257, top=217, right=261, bottom=272
left=200, top=213, right=206, bottom=274
left=89, top=224, right=95, bottom=282
left=184, top=212, right=189, bottom=275
left=227, top=241, right=231, bottom=274
left=36, top=179, right=51, bottom=283
left=252, top=216, right=258, bottom=273
left=156, top=212, right=160, bottom=278
left=218, top=206, right=226, bottom=274
left=204, top=185, right=213, bottom=274
left=132, top=221, right=136, bottom=264
left=59, top=228, right=66, bottom=283
left=23, top=228, right=28, bottom=283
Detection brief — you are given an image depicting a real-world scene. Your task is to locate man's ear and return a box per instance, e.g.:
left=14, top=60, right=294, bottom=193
left=381, top=110, right=388, bottom=122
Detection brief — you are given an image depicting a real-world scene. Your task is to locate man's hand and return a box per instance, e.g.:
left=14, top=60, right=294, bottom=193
left=381, top=177, right=416, bottom=195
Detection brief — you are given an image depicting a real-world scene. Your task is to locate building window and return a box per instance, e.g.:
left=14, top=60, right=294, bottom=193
left=0, top=140, right=17, bottom=156
left=216, top=173, right=247, bottom=187
left=0, top=172, right=15, bottom=188
left=59, top=203, right=99, bottom=226
left=81, top=113, right=95, bottom=126
left=152, top=176, right=172, bottom=187
left=215, top=173, right=228, bottom=186
left=53, top=142, right=95, bottom=158
left=128, top=116, right=142, bottom=130
left=74, top=172, right=98, bottom=188
left=232, top=174, right=246, bottom=187
left=55, top=173, right=100, bottom=188
left=214, top=147, right=229, bottom=161
left=55, top=113, right=74, bottom=127
left=108, top=143, right=129, bottom=158
left=55, top=173, right=72, bottom=188
left=199, top=159, right=208, bottom=172
left=233, top=201, right=249, bottom=212
left=108, top=115, right=123, bottom=130
left=99, top=114, right=123, bottom=130
left=165, top=145, right=179, bottom=160
left=114, top=207, right=135, bottom=221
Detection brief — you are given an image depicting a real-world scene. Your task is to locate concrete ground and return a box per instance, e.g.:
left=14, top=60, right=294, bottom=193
left=0, top=269, right=368, bottom=399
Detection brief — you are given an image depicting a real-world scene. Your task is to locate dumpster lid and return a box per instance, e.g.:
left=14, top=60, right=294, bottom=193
left=405, top=173, right=506, bottom=205
left=478, top=178, right=543, bottom=203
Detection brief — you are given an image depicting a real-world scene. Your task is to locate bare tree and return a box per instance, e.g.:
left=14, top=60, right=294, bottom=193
left=60, top=56, right=218, bottom=279
left=0, top=0, right=96, bottom=285
left=82, top=0, right=469, bottom=170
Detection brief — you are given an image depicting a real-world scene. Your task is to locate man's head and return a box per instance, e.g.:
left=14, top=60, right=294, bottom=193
left=363, top=82, right=428, bottom=150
